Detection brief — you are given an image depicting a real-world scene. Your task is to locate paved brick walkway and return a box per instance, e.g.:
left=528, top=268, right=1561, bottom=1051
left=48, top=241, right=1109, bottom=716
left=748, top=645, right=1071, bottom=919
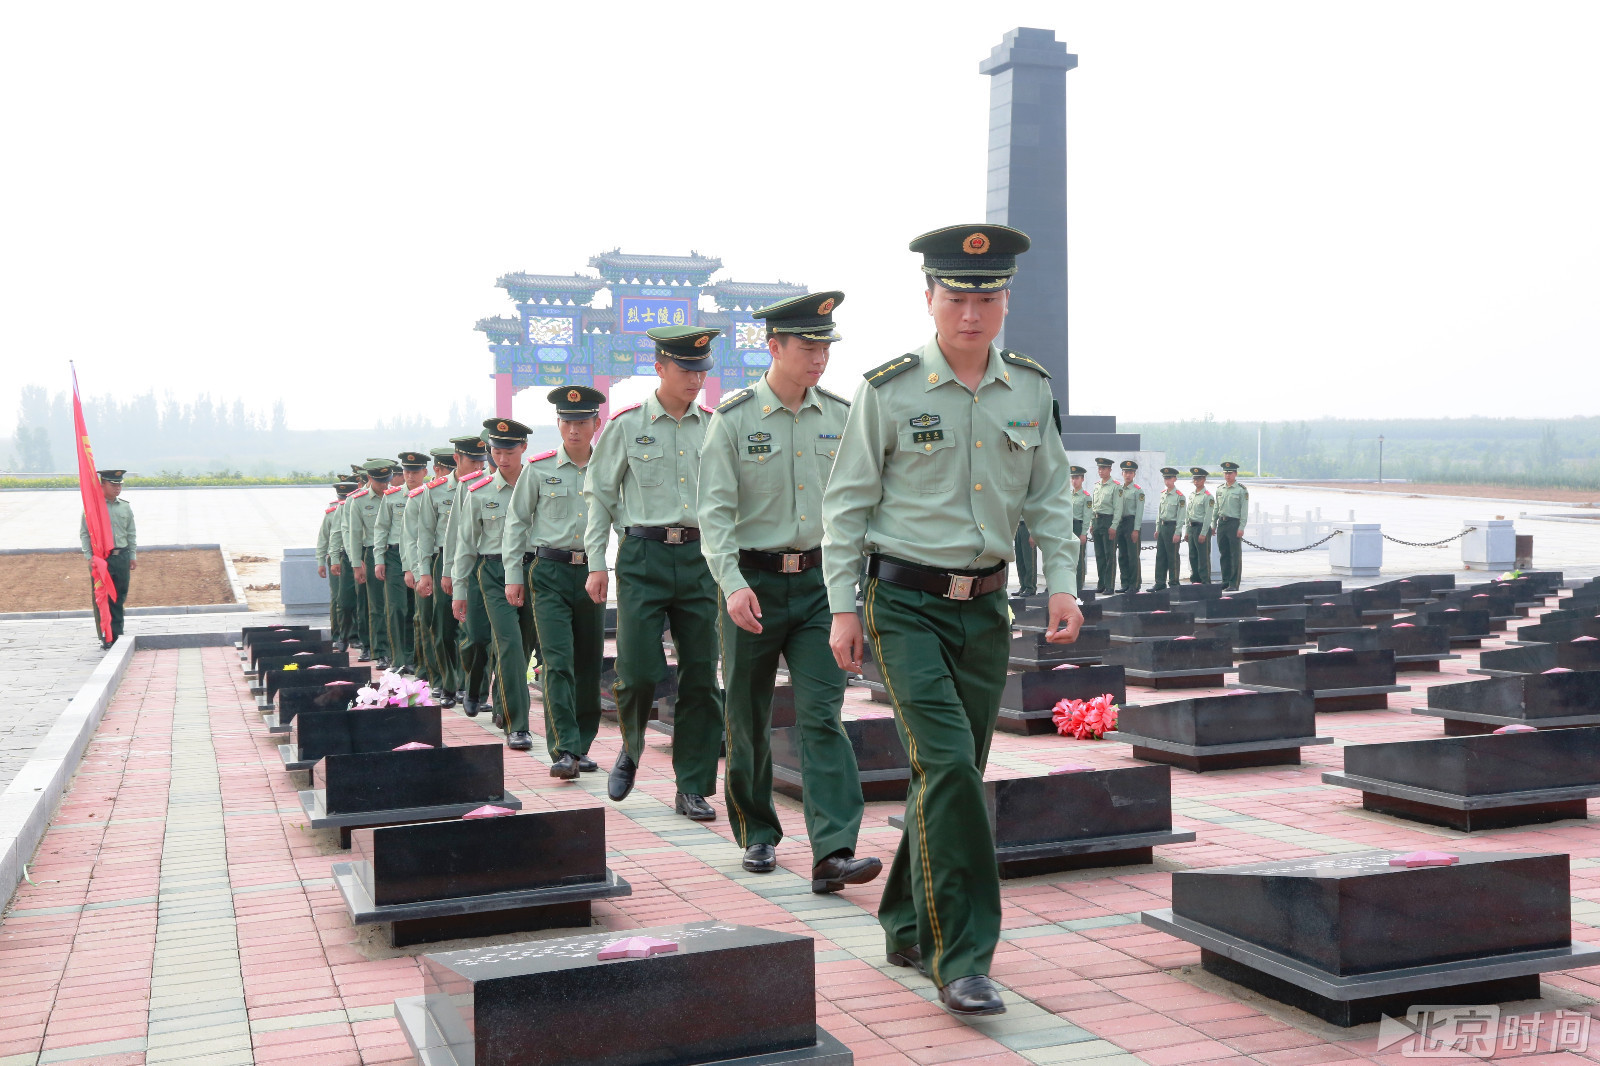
left=5, top=600, right=1600, bottom=1065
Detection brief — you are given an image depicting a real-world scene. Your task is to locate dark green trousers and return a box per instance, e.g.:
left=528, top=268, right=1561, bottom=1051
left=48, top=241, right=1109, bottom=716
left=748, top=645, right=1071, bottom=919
left=530, top=556, right=603, bottom=759
left=476, top=555, right=534, bottom=732
left=331, top=554, right=357, bottom=642
left=614, top=535, right=723, bottom=797
left=865, top=574, right=1009, bottom=987
left=457, top=561, right=491, bottom=703
left=95, top=552, right=131, bottom=642
left=381, top=545, right=414, bottom=668
left=1073, top=519, right=1087, bottom=593
left=1152, top=521, right=1182, bottom=590
left=1217, top=516, right=1242, bottom=589
left=352, top=563, right=371, bottom=650
left=1115, top=515, right=1141, bottom=593
left=362, top=546, right=389, bottom=659
left=1091, top=512, right=1116, bottom=593
left=1012, top=521, right=1036, bottom=596
left=1187, top=522, right=1212, bottom=584
left=719, top=566, right=862, bottom=863
left=421, top=552, right=461, bottom=693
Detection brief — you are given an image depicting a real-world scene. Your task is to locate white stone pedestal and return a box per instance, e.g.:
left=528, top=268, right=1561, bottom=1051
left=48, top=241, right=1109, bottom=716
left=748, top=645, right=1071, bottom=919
left=1329, top=523, right=1382, bottom=577
left=280, top=546, right=330, bottom=615
left=1461, top=519, right=1516, bottom=572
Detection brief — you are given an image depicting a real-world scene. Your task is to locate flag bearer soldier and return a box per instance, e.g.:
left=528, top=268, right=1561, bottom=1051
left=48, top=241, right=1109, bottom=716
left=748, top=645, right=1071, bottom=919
left=506, top=386, right=607, bottom=778
left=317, top=480, right=358, bottom=649
left=1214, top=461, right=1248, bottom=590
left=343, top=460, right=394, bottom=663
left=80, top=469, right=137, bottom=648
left=1185, top=467, right=1216, bottom=584
left=375, top=451, right=427, bottom=671
left=417, top=443, right=474, bottom=708
left=1114, top=460, right=1144, bottom=593
left=445, top=436, right=495, bottom=715
left=584, top=324, right=724, bottom=821
left=699, top=291, right=884, bottom=889
left=823, top=224, right=1083, bottom=1017
left=1069, top=466, right=1090, bottom=594
left=1150, top=467, right=1185, bottom=591
left=1088, top=458, right=1122, bottom=594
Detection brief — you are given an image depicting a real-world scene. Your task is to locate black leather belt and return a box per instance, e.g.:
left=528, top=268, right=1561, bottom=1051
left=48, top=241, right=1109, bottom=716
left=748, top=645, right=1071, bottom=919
left=626, top=525, right=700, bottom=544
left=108, top=548, right=126, bottom=557
left=740, top=547, right=821, bottom=574
left=867, top=555, right=1007, bottom=602
left=533, top=546, right=587, bottom=565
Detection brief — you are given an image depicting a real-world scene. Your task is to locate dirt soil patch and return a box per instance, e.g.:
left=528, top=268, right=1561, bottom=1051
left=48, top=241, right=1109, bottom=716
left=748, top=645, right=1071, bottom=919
left=0, top=548, right=237, bottom=613
left=1279, top=482, right=1600, bottom=504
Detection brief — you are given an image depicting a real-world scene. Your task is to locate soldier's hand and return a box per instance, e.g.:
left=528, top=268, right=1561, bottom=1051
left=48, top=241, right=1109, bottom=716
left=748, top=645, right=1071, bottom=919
left=129, top=559, right=138, bottom=571
left=1237, top=529, right=1244, bottom=539
left=506, top=583, right=524, bottom=607
left=374, top=564, right=387, bottom=581
left=404, top=571, right=416, bottom=589
left=726, top=588, right=763, bottom=634
left=452, top=599, right=467, bottom=622
left=1198, top=534, right=1208, bottom=544
left=416, top=575, right=433, bottom=598
left=1045, top=593, right=1084, bottom=644
left=1080, top=534, right=1087, bottom=544
left=1173, top=533, right=1181, bottom=544
left=441, top=576, right=452, bottom=595
left=354, top=565, right=367, bottom=584
left=331, top=563, right=342, bottom=576
left=318, top=565, right=327, bottom=578
left=830, top=612, right=864, bottom=673
left=1131, top=531, right=1140, bottom=543
left=585, top=571, right=608, bottom=605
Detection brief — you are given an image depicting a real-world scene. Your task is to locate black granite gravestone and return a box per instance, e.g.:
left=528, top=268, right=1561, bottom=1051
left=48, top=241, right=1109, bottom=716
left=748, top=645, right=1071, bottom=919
left=1108, top=611, right=1196, bottom=642
left=772, top=717, right=908, bottom=801
left=301, top=745, right=522, bottom=847
left=1519, top=571, right=1564, bottom=596
left=1309, top=587, right=1400, bottom=624
left=1316, top=624, right=1457, bottom=671
left=1095, top=590, right=1172, bottom=615
left=1301, top=603, right=1365, bottom=635
left=395, top=922, right=848, bottom=1066
left=1324, top=728, right=1600, bottom=830
left=254, top=653, right=346, bottom=695
left=1008, top=627, right=1109, bottom=669
left=263, top=665, right=371, bottom=728
left=1169, top=583, right=1228, bottom=603
left=1103, top=636, right=1233, bottom=689
left=1433, top=589, right=1518, bottom=626
left=996, top=665, right=1128, bottom=734
left=1193, top=617, right=1309, bottom=660
left=1142, top=851, right=1599, bottom=1026
left=1408, top=605, right=1493, bottom=645
left=1474, top=640, right=1600, bottom=678
left=281, top=704, right=444, bottom=772
left=271, top=681, right=359, bottom=734
left=1188, top=594, right=1262, bottom=621
left=1013, top=601, right=1104, bottom=629
left=336, top=808, right=632, bottom=946
left=1238, top=650, right=1408, bottom=711
left=240, top=624, right=312, bottom=651
left=1416, top=671, right=1600, bottom=735
left=1254, top=581, right=1341, bottom=607
left=249, top=637, right=334, bottom=672
left=1110, top=690, right=1328, bottom=771
left=1514, top=616, right=1600, bottom=645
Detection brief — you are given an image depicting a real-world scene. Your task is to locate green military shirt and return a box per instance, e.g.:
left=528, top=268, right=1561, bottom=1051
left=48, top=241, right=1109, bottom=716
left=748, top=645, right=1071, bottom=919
left=699, top=375, right=850, bottom=597
left=505, top=446, right=592, bottom=584
left=450, top=468, right=517, bottom=600
left=1185, top=486, right=1216, bottom=530
left=1157, top=486, right=1186, bottom=523
left=341, top=485, right=381, bottom=560
left=1071, top=486, right=1091, bottom=524
left=411, top=473, right=456, bottom=562
left=821, top=336, right=1080, bottom=614
left=373, top=484, right=408, bottom=557
left=400, top=483, right=432, bottom=575
left=1118, top=480, right=1146, bottom=526
left=1089, top=477, right=1123, bottom=517
left=581, top=391, right=713, bottom=573
left=1215, top=480, right=1249, bottom=531
left=315, top=499, right=340, bottom=566
left=81, top=497, right=137, bottom=561
left=442, top=468, right=489, bottom=576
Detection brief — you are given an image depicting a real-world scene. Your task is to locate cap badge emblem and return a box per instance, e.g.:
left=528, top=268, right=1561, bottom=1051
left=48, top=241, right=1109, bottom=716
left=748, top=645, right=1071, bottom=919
left=962, top=232, right=988, bottom=254
left=567, top=389, right=581, bottom=402
left=497, top=421, right=509, bottom=432
left=694, top=335, right=709, bottom=347
left=816, top=297, right=835, bottom=314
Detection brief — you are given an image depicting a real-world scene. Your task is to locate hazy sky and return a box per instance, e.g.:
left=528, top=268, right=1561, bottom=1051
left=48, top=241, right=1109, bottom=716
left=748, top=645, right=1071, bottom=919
left=3, top=1, right=1596, bottom=436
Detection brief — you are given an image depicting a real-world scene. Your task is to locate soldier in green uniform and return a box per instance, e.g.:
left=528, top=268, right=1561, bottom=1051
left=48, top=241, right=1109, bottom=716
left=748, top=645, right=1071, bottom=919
left=417, top=441, right=477, bottom=709
left=375, top=451, right=428, bottom=670
left=343, top=460, right=394, bottom=663
left=445, top=436, right=494, bottom=714
left=506, top=386, right=607, bottom=778
left=317, top=480, right=358, bottom=649
left=700, top=291, right=884, bottom=890
left=823, top=224, right=1084, bottom=1017
left=1069, top=465, right=1090, bottom=593
left=1214, top=461, right=1249, bottom=591
left=1150, top=467, right=1185, bottom=591
left=1013, top=521, right=1036, bottom=596
left=452, top=419, right=538, bottom=749
left=1184, top=467, right=1216, bottom=584
left=1088, top=458, right=1122, bottom=594
left=341, top=463, right=371, bottom=657
left=584, top=324, right=724, bottom=821
left=402, top=451, right=445, bottom=684
left=1114, top=459, right=1144, bottom=593
left=79, top=469, right=137, bottom=648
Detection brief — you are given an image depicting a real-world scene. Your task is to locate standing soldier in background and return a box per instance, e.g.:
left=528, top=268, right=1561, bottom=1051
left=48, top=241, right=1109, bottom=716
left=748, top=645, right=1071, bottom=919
left=584, top=324, right=724, bottom=821
left=506, top=387, right=607, bottom=778
left=1150, top=467, right=1185, bottom=591
left=402, top=452, right=442, bottom=683
left=1214, top=461, right=1248, bottom=591
left=317, top=479, right=358, bottom=650
left=414, top=443, right=467, bottom=708
left=1114, top=460, right=1144, bottom=594
left=444, top=434, right=494, bottom=715
left=80, top=469, right=136, bottom=649
left=374, top=451, right=427, bottom=671
left=342, top=461, right=392, bottom=663
left=1185, top=467, right=1215, bottom=584
left=1069, top=465, right=1090, bottom=594
left=1013, top=521, right=1036, bottom=596
left=1088, top=458, right=1122, bottom=594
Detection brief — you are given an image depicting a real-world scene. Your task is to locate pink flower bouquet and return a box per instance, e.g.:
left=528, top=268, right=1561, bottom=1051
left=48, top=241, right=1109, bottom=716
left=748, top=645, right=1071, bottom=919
left=1051, top=693, right=1118, bottom=740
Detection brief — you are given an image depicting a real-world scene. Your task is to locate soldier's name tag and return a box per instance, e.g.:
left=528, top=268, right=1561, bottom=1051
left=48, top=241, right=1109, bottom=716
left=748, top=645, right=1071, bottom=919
left=911, top=430, right=944, bottom=444
left=816, top=433, right=840, bottom=440
left=1006, top=419, right=1039, bottom=428
left=747, top=444, right=772, bottom=454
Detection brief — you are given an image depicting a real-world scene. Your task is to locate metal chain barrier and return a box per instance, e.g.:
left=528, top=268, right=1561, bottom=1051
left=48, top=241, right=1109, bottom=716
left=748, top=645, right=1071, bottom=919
left=1380, top=526, right=1476, bottom=548
left=1241, top=530, right=1345, bottom=553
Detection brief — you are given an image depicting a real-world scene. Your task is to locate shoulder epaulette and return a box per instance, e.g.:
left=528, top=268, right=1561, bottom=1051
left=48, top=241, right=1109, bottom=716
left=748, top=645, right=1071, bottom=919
left=527, top=449, right=557, bottom=463
left=864, top=353, right=920, bottom=388
left=468, top=477, right=495, bottom=492
left=349, top=487, right=370, bottom=499
left=697, top=402, right=713, bottom=413
left=325, top=505, right=338, bottom=514
left=816, top=386, right=851, bottom=407
left=716, top=388, right=754, bottom=413
left=426, top=475, right=448, bottom=489
left=1000, top=349, right=1051, bottom=378
left=609, top=402, right=642, bottom=420
left=383, top=485, right=403, bottom=496
left=407, top=486, right=426, bottom=498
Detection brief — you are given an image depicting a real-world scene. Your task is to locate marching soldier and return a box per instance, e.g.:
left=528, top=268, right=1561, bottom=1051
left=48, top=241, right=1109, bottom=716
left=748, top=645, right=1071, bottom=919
left=402, top=451, right=444, bottom=684
left=1215, top=461, right=1249, bottom=591
left=317, top=480, right=359, bottom=650
left=1185, top=467, right=1216, bottom=584
left=343, top=460, right=393, bottom=663
left=79, top=469, right=137, bottom=648
left=1088, top=458, right=1122, bottom=594
left=375, top=451, right=428, bottom=671
left=445, top=435, right=494, bottom=715
left=1115, top=459, right=1144, bottom=593
left=416, top=441, right=476, bottom=709
left=583, top=324, right=724, bottom=822
left=699, top=291, right=882, bottom=890
left=1150, top=467, right=1185, bottom=591
left=823, top=223, right=1083, bottom=1017
left=506, top=386, right=607, bottom=777
left=1069, top=465, right=1090, bottom=594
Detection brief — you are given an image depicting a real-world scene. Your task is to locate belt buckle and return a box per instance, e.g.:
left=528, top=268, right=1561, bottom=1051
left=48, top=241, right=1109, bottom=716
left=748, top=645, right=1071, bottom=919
left=946, top=574, right=976, bottom=601
left=570, top=551, right=586, bottom=565
left=664, top=527, right=685, bottom=545
left=781, top=553, right=802, bottom=574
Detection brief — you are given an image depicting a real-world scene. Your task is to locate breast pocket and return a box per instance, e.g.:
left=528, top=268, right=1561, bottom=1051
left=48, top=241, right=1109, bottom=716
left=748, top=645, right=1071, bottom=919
left=626, top=446, right=665, bottom=487
left=997, top=427, right=1039, bottom=489
left=739, top=443, right=786, bottom=485
left=542, top=483, right=570, bottom=520
left=896, top=429, right=957, bottom=494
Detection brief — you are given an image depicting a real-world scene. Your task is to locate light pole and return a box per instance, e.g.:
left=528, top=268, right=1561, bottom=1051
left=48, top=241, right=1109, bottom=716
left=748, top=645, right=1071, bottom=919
left=1378, top=434, right=1384, bottom=484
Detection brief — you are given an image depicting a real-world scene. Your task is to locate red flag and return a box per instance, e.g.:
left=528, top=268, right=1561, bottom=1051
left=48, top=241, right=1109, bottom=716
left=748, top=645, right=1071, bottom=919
left=72, top=364, right=116, bottom=643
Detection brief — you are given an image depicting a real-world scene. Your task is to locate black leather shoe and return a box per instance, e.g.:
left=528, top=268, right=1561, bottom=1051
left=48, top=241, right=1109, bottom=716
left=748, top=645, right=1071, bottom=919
left=742, top=843, right=776, bottom=873
left=399, top=664, right=416, bottom=675
left=938, top=975, right=1006, bottom=1016
left=507, top=731, right=533, bottom=751
left=887, top=944, right=926, bottom=975
left=332, top=640, right=347, bottom=652
left=577, top=755, right=598, bottom=773
left=675, top=793, right=716, bottom=821
left=462, top=700, right=480, bottom=717
left=608, top=751, right=638, bottom=801
left=491, top=709, right=505, bottom=730
left=376, top=658, right=390, bottom=670
left=440, top=694, right=457, bottom=709
left=550, top=752, right=579, bottom=777
left=358, top=652, right=373, bottom=663
left=811, top=854, right=883, bottom=894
